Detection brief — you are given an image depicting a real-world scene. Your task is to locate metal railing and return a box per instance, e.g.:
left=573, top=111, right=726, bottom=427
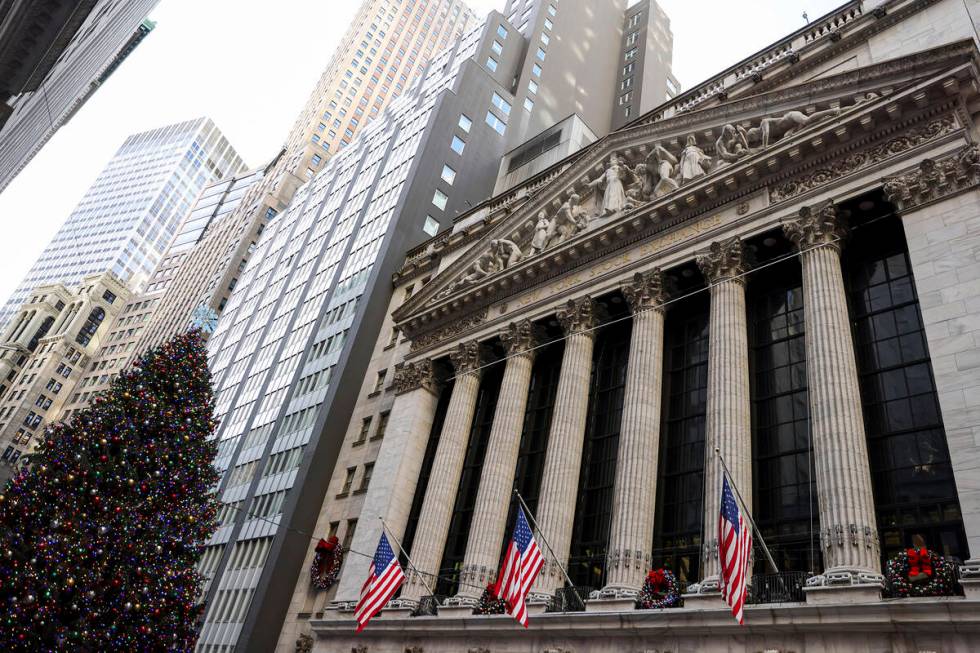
left=411, top=595, right=444, bottom=617
left=748, top=571, right=810, bottom=604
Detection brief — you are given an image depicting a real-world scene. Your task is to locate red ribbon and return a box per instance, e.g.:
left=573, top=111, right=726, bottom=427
left=647, top=569, right=667, bottom=592
left=906, top=547, right=933, bottom=579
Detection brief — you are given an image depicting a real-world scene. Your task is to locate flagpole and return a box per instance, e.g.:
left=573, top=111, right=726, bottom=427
left=378, top=516, right=437, bottom=599
left=713, top=448, right=780, bottom=574
left=513, top=490, right=586, bottom=610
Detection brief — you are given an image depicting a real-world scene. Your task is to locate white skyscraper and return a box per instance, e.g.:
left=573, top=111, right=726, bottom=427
left=0, top=118, right=246, bottom=327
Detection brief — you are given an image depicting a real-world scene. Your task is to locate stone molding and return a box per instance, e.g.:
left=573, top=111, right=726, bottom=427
left=500, top=319, right=536, bottom=357
left=409, top=308, right=487, bottom=353
left=696, top=236, right=745, bottom=283
left=621, top=269, right=667, bottom=313
left=783, top=200, right=848, bottom=251
left=449, top=340, right=484, bottom=375
left=882, top=143, right=980, bottom=212
left=556, top=296, right=597, bottom=336
left=392, top=359, right=438, bottom=396
left=770, top=115, right=958, bottom=202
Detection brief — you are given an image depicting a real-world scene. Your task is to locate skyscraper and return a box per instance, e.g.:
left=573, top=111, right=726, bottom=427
left=0, top=118, right=246, bottom=328
left=129, top=0, right=479, bottom=358
left=193, top=1, right=677, bottom=650
left=0, top=0, right=160, bottom=193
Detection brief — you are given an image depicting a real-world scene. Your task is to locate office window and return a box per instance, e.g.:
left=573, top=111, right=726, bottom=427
left=626, top=31, right=638, bottom=46
left=548, top=4, right=557, bottom=16
left=432, top=189, right=449, bottom=210
left=544, top=17, right=553, bottom=30
left=532, top=63, right=542, bottom=77
left=486, top=56, right=498, bottom=72
left=528, top=79, right=539, bottom=94
left=619, top=91, right=633, bottom=105
left=356, top=417, right=372, bottom=444
left=621, top=77, right=633, bottom=90
left=311, top=154, right=322, bottom=166
left=485, top=111, right=506, bottom=135
left=523, top=97, right=534, bottom=112
left=450, top=135, right=465, bottom=154
left=374, top=411, right=390, bottom=440
left=374, top=370, right=386, bottom=393
left=536, top=47, right=546, bottom=61
left=358, top=463, right=375, bottom=492
left=342, top=518, right=358, bottom=550
left=458, top=114, right=472, bottom=132
left=497, top=24, right=508, bottom=39
left=423, top=215, right=440, bottom=236
left=441, top=164, right=456, bottom=185
left=540, top=33, right=550, bottom=46
left=625, top=47, right=637, bottom=61
left=317, top=122, right=326, bottom=131
left=491, top=92, right=512, bottom=116
left=339, top=467, right=356, bottom=495
left=491, top=40, right=503, bottom=55
left=102, top=290, right=116, bottom=304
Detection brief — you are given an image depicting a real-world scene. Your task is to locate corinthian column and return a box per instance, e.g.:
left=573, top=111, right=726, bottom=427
left=784, top=202, right=884, bottom=600
left=532, top=296, right=597, bottom=597
left=401, top=340, right=484, bottom=603
left=694, top=237, right=752, bottom=592
left=335, top=359, right=440, bottom=602
left=601, top=270, right=668, bottom=599
left=454, top=320, right=537, bottom=602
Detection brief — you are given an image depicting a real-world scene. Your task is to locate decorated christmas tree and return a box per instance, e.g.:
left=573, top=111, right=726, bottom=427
left=0, top=330, right=220, bottom=651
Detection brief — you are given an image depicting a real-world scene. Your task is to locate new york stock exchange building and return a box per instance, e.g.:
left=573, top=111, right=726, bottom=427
left=283, top=1, right=980, bottom=651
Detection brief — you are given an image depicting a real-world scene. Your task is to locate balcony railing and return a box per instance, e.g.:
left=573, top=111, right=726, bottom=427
left=546, top=586, right=592, bottom=613
left=748, top=571, right=810, bottom=604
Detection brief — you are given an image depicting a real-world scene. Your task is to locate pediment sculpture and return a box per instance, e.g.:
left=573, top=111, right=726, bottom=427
left=433, top=94, right=879, bottom=301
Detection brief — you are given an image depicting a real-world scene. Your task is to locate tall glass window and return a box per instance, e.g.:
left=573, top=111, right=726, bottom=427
left=652, top=295, right=709, bottom=585
left=749, top=261, right=819, bottom=573
left=846, top=212, right=966, bottom=561
left=435, top=364, right=504, bottom=595
left=569, top=319, right=632, bottom=589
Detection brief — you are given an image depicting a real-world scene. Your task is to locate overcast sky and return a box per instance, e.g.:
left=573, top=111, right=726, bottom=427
left=0, top=0, right=843, bottom=307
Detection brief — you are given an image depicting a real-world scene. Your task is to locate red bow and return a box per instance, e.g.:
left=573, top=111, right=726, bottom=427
left=316, top=535, right=339, bottom=553
left=906, top=547, right=933, bottom=580
left=647, top=569, right=666, bottom=591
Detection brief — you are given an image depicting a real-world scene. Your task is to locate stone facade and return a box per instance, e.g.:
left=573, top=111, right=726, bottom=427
left=287, top=0, right=980, bottom=650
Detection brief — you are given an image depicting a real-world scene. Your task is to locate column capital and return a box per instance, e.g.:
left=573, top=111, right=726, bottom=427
left=500, top=319, right=536, bottom=358
left=783, top=200, right=847, bottom=252
left=393, top=359, right=438, bottom=395
left=622, top=268, right=667, bottom=313
left=449, top=339, right=484, bottom=375
left=696, top=236, right=745, bottom=284
left=556, top=296, right=597, bottom=337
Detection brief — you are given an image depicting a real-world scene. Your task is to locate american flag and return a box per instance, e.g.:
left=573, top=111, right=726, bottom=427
left=492, top=506, right=544, bottom=627
left=354, top=532, right=404, bottom=632
left=719, top=475, right=752, bottom=625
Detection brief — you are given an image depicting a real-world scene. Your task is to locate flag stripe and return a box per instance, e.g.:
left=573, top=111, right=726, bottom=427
left=492, top=507, right=544, bottom=628
left=719, top=476, right=752, bottom=626
left=354, top=533, right=405, bottom=632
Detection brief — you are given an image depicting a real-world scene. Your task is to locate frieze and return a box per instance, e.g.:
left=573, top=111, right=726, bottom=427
left=770, top=115, right=958, bottom=202
left=408, top=308, right=487, bottom=353
left=881, top=143, right=980, bottom=212
left=392, top=359, right=438, bottom=396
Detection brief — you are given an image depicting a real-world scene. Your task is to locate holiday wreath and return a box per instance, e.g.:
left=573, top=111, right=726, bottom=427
left=636, top=568, right=682, bottom=609
left=473, top=583, right=508, bottom=615
left=884, top=546, right=957, bottom=598
left=310, top=535, right=344, bottom=591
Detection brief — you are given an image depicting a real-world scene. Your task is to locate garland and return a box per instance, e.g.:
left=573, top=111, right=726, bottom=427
left=636, top=568, right=681, bottom=609
left=310, top=536, right=343, bottom=591
left=885, top=547, right=957, bottom=598
left=473, top=583, right=507, bottom=615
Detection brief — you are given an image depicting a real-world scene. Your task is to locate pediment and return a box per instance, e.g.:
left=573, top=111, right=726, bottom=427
left=396, top=41, right=978, bottom=342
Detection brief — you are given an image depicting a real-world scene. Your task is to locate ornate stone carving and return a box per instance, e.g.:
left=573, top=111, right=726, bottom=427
left=490, top=238, right=524, bottom=270
left=740, top=106, right=842, bottom=149
left=409, top=309, right=487, bottom=353
left=587, top=154, right=631, bottom=216
left=646, top=142, right=680, bottom=198
left=392, top=359, right=438, bottom=395
left=881, top=143, right=980, bottom=212
left=556, top=296, right=596, bottom=336
left=294, top=633, right=313, bottom=653
left=622, top=268, right=667, bottom=312
left=678, top=134, right=712, bottom=182
left=449, top=340, right=484, bottom=375
left=696, top=236, right=745, bottom=283
left=783, top=200, right=847, bottom=251
left=500, top=319, right=536, bottom=357
left=771, top=116, right=958, bottom=201
left=715, top=124, right=754, bottom=165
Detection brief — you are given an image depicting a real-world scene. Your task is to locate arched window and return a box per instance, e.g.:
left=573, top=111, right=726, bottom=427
left=27, top=316, right=55, bottom=352
left=75, top=307, right=106, bottom=346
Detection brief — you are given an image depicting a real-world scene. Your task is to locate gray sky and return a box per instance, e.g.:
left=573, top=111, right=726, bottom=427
left=0, top=0, right=842, bottom=307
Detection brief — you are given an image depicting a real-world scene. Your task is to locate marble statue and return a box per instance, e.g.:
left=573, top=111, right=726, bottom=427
left=678, top=134, right=712, bottom=183
left=646, top=143, right=679, bottom=198
left=588, top=154, right=630, bottom=216
left=715, top=124, right=753, bottom=165
left=530, top=210, right=556, bottom=254
left=629, top=162, right=656, bottom=202
left=490, top=238, right=523, bottom=269
left=553, top=193, right=588, bottom=244
left=739, top=106, right=842, bottom=149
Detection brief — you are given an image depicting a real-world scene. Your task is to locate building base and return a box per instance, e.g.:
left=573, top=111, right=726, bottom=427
left=681, top=591, right=726, bottom=609
left=437, top=605, right=474, bottom=619
left=585, top=597, right=636, bottom=613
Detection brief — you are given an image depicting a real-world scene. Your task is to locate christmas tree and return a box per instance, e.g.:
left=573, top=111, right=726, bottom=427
left=0, top=330, right=220, bottom=651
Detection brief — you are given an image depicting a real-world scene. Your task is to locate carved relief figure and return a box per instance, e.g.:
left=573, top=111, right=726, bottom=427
left=715, top=124, right=752, bottom=165
left=588, top=154, right=630, bottom=216
left=628, top=162, right=655, bottom=202
left=553, top=193, right=588, bottom=244
left=490, top=238, right=523, bottom=269
left=647, top=143, right=679, bottom=197
left=740, top=106, right=842, bottom=149
left=678, top=134, right=712, bottom=183
left=530, top=210, right=556, bottom=254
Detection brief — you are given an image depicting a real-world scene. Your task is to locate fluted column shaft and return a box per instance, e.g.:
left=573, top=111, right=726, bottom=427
left=533, top=297, right=597, bottom=596
left=697, top=238, right=752, bottom=585
left=401, top=341, right=484, bottom=602
left=785, top=203, right=881, bottom=580
left=603, top=271, right=667, bottom=596
left=457, top=321, right=537, bottom=599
